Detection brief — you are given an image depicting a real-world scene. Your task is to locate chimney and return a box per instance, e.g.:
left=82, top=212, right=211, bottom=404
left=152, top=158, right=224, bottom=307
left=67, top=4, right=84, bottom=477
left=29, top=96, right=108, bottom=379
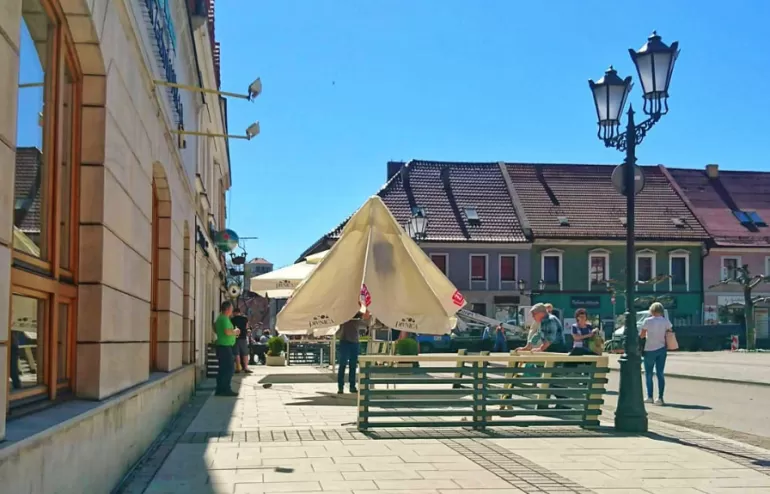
left=706, top=163, right=719, bottom=179
left=387, top=161, right=405, bottom=181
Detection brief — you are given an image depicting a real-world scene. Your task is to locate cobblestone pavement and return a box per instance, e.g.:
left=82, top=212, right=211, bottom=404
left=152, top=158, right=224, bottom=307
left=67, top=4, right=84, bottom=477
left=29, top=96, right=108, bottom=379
left=116, top=365, right=770, bottom=494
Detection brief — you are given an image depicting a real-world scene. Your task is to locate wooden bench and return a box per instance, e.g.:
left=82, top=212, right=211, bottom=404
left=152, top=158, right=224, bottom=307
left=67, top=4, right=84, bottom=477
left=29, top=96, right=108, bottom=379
left=356, top=353, right=608, bottom=431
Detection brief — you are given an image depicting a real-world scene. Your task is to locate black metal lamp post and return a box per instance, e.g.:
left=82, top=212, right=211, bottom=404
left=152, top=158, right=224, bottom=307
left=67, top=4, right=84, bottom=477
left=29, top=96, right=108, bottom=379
left=588, top=31, right=679, bottom=433
left=406, top=210, right=429, bottom=244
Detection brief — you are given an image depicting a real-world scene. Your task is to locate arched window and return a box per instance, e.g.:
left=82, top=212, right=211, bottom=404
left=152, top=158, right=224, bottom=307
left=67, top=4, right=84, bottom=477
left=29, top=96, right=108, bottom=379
left=10, top=0, right=82, bottom=406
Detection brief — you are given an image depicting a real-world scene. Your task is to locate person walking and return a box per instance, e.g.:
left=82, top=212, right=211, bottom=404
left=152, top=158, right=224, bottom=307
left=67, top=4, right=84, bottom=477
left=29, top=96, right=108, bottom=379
left=231, top=308, right=252, bottom=374
left=214, top=301, right=239, bottom=396
left=640, top=302, right=673, bottom=405
left=492, top=323, right=508, bottom=352
left=337, top=312, right=363, bottom=394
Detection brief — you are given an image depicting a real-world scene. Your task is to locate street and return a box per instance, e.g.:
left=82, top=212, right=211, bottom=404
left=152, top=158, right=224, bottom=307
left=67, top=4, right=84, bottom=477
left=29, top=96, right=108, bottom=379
left=604, top=371, right=770, bottom=449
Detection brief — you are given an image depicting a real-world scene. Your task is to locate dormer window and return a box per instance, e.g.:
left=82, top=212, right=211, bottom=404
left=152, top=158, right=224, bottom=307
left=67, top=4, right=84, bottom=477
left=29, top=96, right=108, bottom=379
left=465, top=207, right=481, bottom=225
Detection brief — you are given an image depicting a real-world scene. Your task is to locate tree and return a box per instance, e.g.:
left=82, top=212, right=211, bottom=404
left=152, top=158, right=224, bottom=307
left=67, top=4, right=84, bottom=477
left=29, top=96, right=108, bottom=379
left=709, top=265, right=769, bottom=351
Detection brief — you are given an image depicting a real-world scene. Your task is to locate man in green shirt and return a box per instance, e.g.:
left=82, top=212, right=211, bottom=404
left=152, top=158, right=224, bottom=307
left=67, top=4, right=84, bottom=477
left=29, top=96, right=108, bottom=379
left=214, top=301, right=239, bottom=396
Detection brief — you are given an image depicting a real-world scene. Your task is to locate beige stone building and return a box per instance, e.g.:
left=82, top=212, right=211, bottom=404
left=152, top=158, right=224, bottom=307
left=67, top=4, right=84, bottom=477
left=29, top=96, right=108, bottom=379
left=0, top=0, right=235, bottom=491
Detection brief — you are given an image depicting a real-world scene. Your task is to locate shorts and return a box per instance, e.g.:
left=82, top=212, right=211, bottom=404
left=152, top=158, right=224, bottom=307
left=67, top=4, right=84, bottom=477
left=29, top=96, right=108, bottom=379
left=233, top=339, right=249, bottom=358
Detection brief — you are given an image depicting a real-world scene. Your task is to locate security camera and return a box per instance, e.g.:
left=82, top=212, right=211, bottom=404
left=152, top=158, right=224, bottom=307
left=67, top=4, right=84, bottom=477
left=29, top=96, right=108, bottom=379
left=246, top=122, right=260, bottom=140
left=248, top=78, right=262, bottom=100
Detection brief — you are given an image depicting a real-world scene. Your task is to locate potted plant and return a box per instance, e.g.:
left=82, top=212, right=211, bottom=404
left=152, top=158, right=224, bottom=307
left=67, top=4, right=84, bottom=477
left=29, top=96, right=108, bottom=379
left=394, top=337, right=419, bottom=369
left=266, top=336, right=286, bottom=366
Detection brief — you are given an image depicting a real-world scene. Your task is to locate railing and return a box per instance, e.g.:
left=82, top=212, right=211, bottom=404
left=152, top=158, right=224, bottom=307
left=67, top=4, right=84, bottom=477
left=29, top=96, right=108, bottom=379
left=357, top=353, right=608, bottom=431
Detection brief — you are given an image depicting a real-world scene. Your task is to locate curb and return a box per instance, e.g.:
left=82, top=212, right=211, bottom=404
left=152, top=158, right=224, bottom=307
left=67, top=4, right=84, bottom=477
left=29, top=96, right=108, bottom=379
left=607, top=367, right=770, bottom=388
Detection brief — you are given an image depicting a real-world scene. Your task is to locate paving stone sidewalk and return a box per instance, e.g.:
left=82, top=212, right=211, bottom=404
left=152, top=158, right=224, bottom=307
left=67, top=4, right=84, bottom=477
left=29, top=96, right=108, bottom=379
left=116, top=365, right=770, bottom=494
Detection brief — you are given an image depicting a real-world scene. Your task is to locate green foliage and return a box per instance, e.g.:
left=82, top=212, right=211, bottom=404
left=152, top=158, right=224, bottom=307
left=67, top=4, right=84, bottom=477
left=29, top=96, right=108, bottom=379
left=395, top=337, right=419, bottom=356
left=267, top=336, right=285, bottom=356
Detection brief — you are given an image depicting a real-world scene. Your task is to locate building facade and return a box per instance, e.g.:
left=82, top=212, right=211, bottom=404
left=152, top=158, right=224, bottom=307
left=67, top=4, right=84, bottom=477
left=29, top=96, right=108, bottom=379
left=0, top=0, right=231, bottom=492
left=507, top=163, right=709, bottom=329
left=245, top=257, right=274, bottom=279
left=668, top=165, right=770, bottom=340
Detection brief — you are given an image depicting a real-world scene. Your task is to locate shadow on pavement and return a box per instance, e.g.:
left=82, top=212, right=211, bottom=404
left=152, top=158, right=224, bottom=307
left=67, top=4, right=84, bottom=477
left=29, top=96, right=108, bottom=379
left=286, top=391, right=358, bottom=407
left=362, top=425, right=628, bottom=440
left=662, top=402, right=712, bottom=411
left=646, top=430, right=770, bottom=467
left=258, top=373, right=337, bottom=384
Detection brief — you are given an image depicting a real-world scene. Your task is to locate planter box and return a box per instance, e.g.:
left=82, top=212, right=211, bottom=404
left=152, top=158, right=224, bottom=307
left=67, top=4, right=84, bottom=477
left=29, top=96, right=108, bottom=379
left=266, top=354, right=286, bottom=366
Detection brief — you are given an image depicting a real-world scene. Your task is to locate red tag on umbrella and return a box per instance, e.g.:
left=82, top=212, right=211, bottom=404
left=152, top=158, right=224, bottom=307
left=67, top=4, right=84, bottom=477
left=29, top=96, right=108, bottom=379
left=452, top=290, right=465, bottom=306
left=361, top=284, right=372, bottom=306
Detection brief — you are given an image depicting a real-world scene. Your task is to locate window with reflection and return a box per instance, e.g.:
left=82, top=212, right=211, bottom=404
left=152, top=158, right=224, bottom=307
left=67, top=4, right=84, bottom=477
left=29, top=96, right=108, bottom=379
left=14, top=0, right=54, bottom=260
left=10, top=294, right=47, bottom=393
left=9, top=0, right=83, bottom=405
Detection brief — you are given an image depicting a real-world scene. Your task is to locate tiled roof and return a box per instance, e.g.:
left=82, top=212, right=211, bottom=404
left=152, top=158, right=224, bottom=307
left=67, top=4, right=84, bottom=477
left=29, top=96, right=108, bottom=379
left=247, top=257, right=273, bottom=265
left=504, top=163, right=708, bottom=240
left=328, top=160, right=528, bottom=243
left=667, top=168, right=770, bottom=246
left=13, top=147, right=43, bottom=234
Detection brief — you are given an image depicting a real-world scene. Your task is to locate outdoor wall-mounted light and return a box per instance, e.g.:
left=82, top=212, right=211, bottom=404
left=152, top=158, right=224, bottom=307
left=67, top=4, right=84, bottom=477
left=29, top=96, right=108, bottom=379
left=405, top=210, right=428, bottom=243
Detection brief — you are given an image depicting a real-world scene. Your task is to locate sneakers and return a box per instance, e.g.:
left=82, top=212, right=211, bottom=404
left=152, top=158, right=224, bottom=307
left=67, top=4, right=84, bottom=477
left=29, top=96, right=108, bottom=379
left=655, top=398, right=666, bottom=406
left=349, top=387, right=359, bottom=394
left=215, top=390, right=238, bottom=397
left=243, top=369, right=254, bottom=374
left=644, top=397, right=654, bottom=404
left=337, top=389, right=344, bottom=395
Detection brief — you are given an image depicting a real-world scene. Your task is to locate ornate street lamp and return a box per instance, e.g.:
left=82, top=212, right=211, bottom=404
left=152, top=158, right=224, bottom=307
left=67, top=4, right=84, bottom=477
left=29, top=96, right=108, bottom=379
left=588, top=31, right=679, bottom=433
left=405, top=209, right=428, bottom=243
left=517, top=279, right=546, bottom=294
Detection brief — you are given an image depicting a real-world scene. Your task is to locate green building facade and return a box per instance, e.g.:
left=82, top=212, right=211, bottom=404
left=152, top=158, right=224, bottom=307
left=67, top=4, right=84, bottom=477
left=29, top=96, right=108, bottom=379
left=530, top=242, right=704, bottom=330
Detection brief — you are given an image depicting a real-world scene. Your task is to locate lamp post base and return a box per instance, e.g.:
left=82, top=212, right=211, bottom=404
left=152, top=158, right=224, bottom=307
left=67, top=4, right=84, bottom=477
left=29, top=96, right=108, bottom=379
left=614, top=351, right=648, bottom=433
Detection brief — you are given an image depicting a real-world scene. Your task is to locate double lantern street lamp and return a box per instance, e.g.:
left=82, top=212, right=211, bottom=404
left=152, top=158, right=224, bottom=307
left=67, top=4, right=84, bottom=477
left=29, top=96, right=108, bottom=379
left=518, top=279, right=546, bottom=294
left=588, top=31, right=680, bottom=433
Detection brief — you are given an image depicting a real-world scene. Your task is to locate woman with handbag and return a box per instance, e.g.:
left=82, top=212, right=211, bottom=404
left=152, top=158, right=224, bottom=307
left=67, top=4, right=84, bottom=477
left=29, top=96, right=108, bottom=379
left=639, top=302, right=675, bottom=405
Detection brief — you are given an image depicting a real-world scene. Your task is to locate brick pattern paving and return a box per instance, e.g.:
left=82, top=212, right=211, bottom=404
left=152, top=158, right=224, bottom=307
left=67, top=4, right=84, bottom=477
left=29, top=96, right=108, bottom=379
left=443, top=438, right=594, bottom=493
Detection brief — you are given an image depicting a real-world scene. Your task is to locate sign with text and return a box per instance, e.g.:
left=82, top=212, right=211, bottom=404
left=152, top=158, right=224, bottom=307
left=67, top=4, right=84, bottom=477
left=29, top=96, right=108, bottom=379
left=570, top=296, right=601, bottom=308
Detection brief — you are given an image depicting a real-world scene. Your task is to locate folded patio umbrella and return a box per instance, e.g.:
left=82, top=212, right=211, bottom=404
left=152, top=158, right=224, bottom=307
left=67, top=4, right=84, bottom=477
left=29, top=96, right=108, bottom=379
left=249, top=250, right=329, bottom=298
left=277, top=195, right=466, bottom=335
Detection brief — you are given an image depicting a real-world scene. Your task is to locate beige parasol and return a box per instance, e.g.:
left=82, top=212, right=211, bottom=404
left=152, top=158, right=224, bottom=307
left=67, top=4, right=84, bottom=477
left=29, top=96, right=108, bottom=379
left=277, top=196, right=466, bottom=335
left=249, top=250, right=329, bottom=298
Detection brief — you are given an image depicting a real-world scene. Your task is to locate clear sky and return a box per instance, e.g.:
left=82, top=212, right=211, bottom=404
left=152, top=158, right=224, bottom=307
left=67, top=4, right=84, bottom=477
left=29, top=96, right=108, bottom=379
left=222, top=2, right=766, bottom=268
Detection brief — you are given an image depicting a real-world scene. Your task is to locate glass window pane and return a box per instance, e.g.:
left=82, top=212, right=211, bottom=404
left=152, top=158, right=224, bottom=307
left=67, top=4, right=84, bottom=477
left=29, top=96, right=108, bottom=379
left=638, top=258, right=653, bottom=281
left=10, top=294, right=47, bottom=393
left=59, top=62, right=74, bottom=270
left=471, top=256, right=486, bottom=281
left=671, top=258, right=686, bottom=285
left=544, top=256, right=560, bottom=284
left=57, top=303, right=70, bottom=383
left=500, top=256, right=515, bottom=281
left=14, top=1, right=54, bottom=259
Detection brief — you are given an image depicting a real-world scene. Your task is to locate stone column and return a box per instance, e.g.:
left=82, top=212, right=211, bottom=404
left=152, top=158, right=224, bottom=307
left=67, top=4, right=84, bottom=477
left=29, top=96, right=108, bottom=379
left=0, top=0, right=22, bottom=441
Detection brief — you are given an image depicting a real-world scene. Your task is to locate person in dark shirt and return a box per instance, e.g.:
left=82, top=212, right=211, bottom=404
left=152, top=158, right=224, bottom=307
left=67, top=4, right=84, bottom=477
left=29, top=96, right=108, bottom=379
left=231, top=308, right=252, bottom=374
left=337, top=312, right=364, bottom=394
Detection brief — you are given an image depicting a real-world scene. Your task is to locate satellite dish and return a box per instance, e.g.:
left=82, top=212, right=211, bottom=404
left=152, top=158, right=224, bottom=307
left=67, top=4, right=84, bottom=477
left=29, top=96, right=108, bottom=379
left=228, top=284, right=242, bottom=299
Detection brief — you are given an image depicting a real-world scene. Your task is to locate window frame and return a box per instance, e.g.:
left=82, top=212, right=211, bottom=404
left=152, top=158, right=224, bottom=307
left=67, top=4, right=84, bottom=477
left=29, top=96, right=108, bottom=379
left=9, top=1, right=83, bottom=405
left=469, top=253, right=488, bottom=287
left=498, top=254, right=517, bottom=284
left=429, top=253, right=449, bottom=277
left=635, top=249, right=657, bottom=288
left=721, top=255, right=742, bottom=281
left=668, top=249, right=690, bottom=290
left=541, top=249, right=563, bottom=289
left=587, top=249, right=610, bottom=289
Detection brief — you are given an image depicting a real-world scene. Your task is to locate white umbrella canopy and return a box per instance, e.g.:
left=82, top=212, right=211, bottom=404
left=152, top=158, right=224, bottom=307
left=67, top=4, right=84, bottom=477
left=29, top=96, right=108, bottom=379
left=249, top=250, right=329, bottom=298
left=277, top=195, right=466, bottom=335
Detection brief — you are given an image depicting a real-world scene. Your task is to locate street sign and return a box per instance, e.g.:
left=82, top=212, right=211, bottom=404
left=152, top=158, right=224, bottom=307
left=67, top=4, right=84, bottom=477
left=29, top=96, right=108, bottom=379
left=611, top=164, right=645, bottom=196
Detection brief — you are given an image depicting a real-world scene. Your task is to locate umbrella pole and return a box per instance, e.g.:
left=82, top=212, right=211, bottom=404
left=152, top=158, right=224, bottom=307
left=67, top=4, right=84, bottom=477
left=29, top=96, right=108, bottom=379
left=331, top=333, right=336, bottom=374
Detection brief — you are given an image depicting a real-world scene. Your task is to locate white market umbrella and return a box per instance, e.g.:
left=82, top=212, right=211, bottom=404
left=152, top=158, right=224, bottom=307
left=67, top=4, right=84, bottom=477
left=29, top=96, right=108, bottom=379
left=249, top=250, right=329, bottom=298
left=277, top=195, right=466, bottom=335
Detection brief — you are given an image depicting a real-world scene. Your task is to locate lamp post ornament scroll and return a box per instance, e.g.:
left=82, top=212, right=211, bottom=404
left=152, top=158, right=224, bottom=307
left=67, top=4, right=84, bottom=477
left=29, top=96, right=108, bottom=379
left=588, top=31, right=680, bottom=432
left=709, top=265, right=769, bottom=351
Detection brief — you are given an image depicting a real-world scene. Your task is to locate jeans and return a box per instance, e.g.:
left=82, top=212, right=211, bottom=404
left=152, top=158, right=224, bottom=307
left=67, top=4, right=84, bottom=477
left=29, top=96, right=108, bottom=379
left=338, top=341, right=359, bottom=391
left=643, top=347, right=667, bottom=399
left=493, top=338, right=508, bottom=352
left=216, top=345, right=235, bottom=393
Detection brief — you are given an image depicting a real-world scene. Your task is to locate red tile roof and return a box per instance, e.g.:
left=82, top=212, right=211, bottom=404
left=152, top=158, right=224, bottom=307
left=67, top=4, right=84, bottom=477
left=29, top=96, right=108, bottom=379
left=13, top=147, right=43, bottom=234
left=329, top=160, right=528, bottom=243
left=506, top=163, right=708, bottom=240
left=247, top=257, right=273, bottom=265
left=667, top=168, right=770, bottom=246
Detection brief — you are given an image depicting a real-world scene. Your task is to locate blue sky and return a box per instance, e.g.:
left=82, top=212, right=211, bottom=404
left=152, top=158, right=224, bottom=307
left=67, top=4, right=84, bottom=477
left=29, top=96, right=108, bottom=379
left=218, top=1, right=770, bottom=268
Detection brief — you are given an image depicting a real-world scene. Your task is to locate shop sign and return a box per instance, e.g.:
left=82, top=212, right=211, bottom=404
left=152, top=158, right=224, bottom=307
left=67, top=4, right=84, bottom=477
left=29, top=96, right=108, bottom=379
left=634, top=296, right=677, bottom=310
left=717, top=295, right=745, bottom=307
left=214, top=229, right=240, bottom=252
left=570, top=296, right=601, bottom=308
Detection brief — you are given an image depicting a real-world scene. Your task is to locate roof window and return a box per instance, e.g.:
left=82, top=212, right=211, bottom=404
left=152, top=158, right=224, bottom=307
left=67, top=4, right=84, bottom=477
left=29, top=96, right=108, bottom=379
left=464, top=207, right=480, bottom=225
